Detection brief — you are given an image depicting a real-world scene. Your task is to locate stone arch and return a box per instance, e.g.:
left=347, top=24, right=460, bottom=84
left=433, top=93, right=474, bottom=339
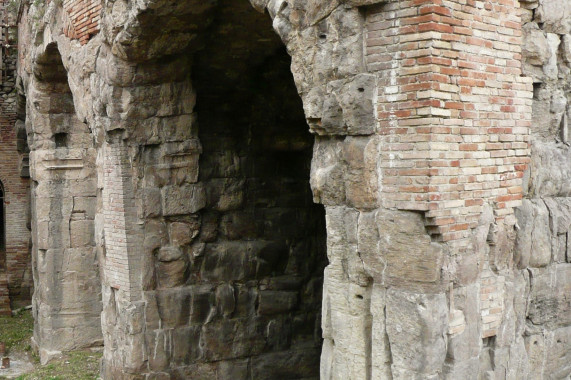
left=28, top=41, right=102, bottom=363
left=97, top=1, right=329, bottom=377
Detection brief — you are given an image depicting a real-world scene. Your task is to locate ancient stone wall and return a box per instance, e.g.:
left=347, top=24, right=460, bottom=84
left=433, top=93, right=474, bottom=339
left=11, top=0, right=571, bottom=379
left=27, top=41, right=101, bottom=361
left=0, top=0, right=30, bottom=314
left=519, top=0, right=571, bottom=378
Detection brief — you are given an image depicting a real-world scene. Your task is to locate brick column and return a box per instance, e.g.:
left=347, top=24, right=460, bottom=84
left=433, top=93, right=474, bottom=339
left=102, top=135, right=142, bottom=302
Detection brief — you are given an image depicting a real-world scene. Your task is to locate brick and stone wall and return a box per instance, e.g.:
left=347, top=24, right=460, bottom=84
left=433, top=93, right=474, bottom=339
left=13, top=0, right=571, bottom=378
left=367, top=0, right=532, bottom=241
left=0, top=0, right=31, bottom=314
left=62, top=0, right=101, bottom=45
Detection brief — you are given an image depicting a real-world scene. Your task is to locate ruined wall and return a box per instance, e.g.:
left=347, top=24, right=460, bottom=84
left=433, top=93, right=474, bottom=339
left=0, top=0, right=31, bottom=314
left=13, top=0, right=571, bottom=379
left=519, top=0, right=571, bottom=378
left=26, top=39, right=101, bottom=360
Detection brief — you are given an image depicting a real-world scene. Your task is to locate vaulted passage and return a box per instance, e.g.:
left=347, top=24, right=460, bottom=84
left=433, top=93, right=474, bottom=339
left=190, top=1, right=327, bottom=377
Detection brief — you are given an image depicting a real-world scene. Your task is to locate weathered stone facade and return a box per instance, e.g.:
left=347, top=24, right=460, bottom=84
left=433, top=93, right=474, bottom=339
left=0, top=0, right=31, bottom=315
left=4, top=0, right=570, bottom=378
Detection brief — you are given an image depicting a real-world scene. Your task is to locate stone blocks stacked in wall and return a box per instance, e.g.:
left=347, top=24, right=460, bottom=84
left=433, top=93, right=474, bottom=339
left=13, top=0, right=571, bottom=379
left=518, top=0, right=571, bottom=377
left=27, top=43, right=101, bottom=362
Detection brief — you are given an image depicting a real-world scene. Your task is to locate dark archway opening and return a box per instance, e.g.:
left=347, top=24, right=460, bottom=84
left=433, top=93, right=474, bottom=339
left=191, top=1, right=327, bottom=378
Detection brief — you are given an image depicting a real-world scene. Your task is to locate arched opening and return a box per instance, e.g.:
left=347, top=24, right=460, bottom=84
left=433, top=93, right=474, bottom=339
left=190, top=1, right=327, bottom=377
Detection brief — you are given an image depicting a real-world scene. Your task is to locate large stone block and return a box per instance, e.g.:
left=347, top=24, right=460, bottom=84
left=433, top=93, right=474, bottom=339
left=527, top=264, right=571, bottom=329
left=161, top=184, right=206, bottom=216
left=385, top=289, right=448, bottom=376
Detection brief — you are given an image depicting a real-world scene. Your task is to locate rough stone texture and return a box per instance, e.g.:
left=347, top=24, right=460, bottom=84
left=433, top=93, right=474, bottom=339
left=0, top=0, right=31, bottom=315
left=4, top=0, right=570, bottom=379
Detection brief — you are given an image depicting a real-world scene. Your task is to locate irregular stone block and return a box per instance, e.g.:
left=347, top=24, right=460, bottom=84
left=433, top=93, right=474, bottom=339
left=161, top=183, right=205, bottom=216
left=536, top=0, right=571, bottom=34
left=515, top=199, right=551, bottom=268
left=69, top=220, right=95, bottom=248
left=386, top=289, right=448, bottom=376
left=258, top=290, right=298, bottom=315
left=321, top=74, right=376, bottom=135
left=527, top=264, right=571, bottom=328
left=358, top=209, right=444, bottom=288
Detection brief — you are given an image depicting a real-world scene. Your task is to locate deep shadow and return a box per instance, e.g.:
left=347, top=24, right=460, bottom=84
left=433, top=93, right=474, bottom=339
left=191, top=1, right=328, bottom=378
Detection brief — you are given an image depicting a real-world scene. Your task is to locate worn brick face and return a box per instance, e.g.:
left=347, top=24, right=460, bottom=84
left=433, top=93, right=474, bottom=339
left=62, top=0, right=102, bottom=45
left=367, top=0, right=532, bottom=245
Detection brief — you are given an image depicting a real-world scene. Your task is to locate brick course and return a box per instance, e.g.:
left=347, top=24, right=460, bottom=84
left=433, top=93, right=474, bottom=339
left=62, top=0, right=102, bottom=45
left=366, top=0, right=532, bottom=244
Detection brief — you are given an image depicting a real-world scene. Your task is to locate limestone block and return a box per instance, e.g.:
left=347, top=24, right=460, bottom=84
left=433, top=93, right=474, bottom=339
left=514, top=199, right=551, bottom=268
left=544, top=33, right=560, bottom=79
left=201, top=319, right=266, bottom=361
left=386, top=289, right=448, bottom=376
left=310, top=137, right=346, bottom=205
left=358, top=209, right=444, bottom=288
left=562, top=34, right=571, bottom=64
left=535, top=0, right=571, bottom=34
left=69, top=219, right=94, bottom=248
left=201, top=242, right=256, bottom=282
left=219, top=212, right=258, bottom=241
left=321, top=74, right=377, bottom=136
left=170, top=326, right=201, bottom=365
left=527, top=264, right=571, bottom=328
left=525, top=327, right=571, bottom=380
left=528, top=141, right=571, bottom=197
left=156, top=258, right=189, bottom=288
left=446, top=285, right=481, bottom=363
left=251, top=349, right=321, bottom=380
left=169, top=221, right=200, bottom=247
left=522, top=23, right=551, bottom=67
left=215, top=284, right=235, bottom=318
left=324, top=206, right=368, bottom=285
left=205, top=178, right=244, bottom=212
left=161, top=183, right=205, bottom=216
left=72, top=196, right=96, bottom=218
left=154, top=287, right=194, bottom=328
left=342, top=136, right=380, bottom=209
left=140, top=187, right=162, bottom=218
left=258, top=291, right=298, bottom=315
left=145, top=328, right=170, bottom=371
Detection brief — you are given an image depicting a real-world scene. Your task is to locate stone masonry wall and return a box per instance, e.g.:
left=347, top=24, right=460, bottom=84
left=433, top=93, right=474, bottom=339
left=519, top=0, right=571, bottom=378
left=12, top=0, right=571, bottom=378
left=0, top=0, right=30, bottom=314
left=27, top=42, right=101, bottom=362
